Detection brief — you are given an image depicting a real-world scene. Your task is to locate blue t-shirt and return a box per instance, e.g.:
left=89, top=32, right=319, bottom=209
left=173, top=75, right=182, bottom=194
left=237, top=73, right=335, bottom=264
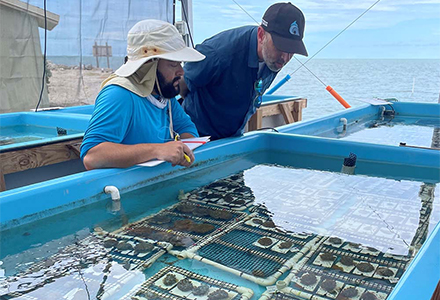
left=183, top=26, right=277, bottom=140
left=80, top=85, right=199, bottom=160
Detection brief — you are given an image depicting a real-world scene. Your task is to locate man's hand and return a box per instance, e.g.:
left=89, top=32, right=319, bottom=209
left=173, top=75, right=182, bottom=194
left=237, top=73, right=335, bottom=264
left=157, top=141, right=195, bottom=167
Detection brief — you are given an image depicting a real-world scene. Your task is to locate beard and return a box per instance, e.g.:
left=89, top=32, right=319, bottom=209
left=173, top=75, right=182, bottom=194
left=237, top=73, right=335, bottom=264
left=156, top=70, right=181, bottom=99
left=261, top=39, right=285, bottom=72
left=262, top=49, right=283, bottom=72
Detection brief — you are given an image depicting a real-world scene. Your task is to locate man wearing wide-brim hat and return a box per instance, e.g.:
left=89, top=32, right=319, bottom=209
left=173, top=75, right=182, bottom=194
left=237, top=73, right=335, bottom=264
left=80, top=19, right=205, bottom=170
left=180, top=2, right=308, bottom=140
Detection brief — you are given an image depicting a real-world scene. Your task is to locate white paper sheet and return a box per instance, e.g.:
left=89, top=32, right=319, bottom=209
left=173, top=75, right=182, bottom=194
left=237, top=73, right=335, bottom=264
left=137, top=136, right=210, bottom=167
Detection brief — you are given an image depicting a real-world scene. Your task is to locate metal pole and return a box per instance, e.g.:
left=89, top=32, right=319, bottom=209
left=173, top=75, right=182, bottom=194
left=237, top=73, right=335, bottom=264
left=181, top=0, right=193, bottom=47
left=79, top=0, right=83, bottom=75
left=173, top=0, right=176, bottom=25
left=181, top=0, right=193, bottom=35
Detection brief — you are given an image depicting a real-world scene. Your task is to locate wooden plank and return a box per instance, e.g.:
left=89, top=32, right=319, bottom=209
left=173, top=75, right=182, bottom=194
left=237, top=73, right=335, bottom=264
left=260, top=103, right=287, bottom=117
left=66, top=142, right=82, bottom=157
left=106, top=42, right=110, bottom=68
left=293, top=99, right=307, bottom=122
left=247, top=98, right=307, bottom=131
left=248, top=109, right=263, bottom=131
left=94, top=42, right=100, bottom=68
left=0, top=169, right=6, bottom=192
left=260, top=97, right=305, bottom=107
left=279, top=102, right=295, bottom=124
left=0, top=139, right=82, bottom=175
left=259, top=98, right=307, bottom=118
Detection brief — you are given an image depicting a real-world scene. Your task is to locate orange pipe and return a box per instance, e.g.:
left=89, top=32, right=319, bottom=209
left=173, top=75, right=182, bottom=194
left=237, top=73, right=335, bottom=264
left=326, top=85, right=351, bottom=109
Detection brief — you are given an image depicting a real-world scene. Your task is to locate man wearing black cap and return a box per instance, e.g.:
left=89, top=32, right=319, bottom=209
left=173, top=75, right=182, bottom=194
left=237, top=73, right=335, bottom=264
left=180, top=2, right=307, bottom=140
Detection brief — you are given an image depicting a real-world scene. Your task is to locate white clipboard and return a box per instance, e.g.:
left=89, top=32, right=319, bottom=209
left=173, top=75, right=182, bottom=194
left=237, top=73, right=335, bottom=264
left=137, top=136, right=210, bottom=167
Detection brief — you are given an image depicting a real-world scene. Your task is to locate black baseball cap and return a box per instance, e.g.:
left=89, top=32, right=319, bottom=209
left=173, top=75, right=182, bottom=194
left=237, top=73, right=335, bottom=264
left=261, top=2, right=308, bottom=56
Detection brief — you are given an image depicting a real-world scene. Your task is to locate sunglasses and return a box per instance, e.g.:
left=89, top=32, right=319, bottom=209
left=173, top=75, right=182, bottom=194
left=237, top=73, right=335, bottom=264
left=254, top=79, right=263, bottom=108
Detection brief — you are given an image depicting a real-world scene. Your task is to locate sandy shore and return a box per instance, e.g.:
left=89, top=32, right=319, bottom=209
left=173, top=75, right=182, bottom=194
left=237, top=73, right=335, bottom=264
left=47, top=62, right=113, bottom=107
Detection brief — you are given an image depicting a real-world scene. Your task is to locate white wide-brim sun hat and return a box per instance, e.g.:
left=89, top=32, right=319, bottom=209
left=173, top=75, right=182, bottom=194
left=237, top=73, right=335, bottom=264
left=115, top=19, right=205, bottom=77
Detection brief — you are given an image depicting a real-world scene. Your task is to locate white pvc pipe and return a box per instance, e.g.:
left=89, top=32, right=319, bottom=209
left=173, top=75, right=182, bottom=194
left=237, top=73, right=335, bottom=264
left=340, top=118, right=347, bottom=131
left=337, top=118, right=347, bottom=135
left=104, top=185, right=120, bottom=201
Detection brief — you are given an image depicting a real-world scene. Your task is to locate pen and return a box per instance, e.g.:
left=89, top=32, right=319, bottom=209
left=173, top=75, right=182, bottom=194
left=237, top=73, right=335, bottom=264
left=174, top=133, right=191, bottom=163
left=183, top=153, right=191, bottom=163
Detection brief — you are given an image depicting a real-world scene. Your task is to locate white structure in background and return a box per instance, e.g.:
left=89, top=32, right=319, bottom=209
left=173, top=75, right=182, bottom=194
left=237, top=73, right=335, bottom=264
left=0, top=0, right=59, bottom=113
left=178, top=0, right=193, bottom=47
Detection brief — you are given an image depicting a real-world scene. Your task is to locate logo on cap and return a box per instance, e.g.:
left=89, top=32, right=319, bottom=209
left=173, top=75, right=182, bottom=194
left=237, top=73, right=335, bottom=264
left=289, top=21, right=299, bottom=36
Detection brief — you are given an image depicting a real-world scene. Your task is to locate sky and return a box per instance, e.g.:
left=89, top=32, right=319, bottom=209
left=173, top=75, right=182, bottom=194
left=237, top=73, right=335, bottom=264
left=27, top=0, right=440, bottom=60
left=177, top=0, right=440, bottom=59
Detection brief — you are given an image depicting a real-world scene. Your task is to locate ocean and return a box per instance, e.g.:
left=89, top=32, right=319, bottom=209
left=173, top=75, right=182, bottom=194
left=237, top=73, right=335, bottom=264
left=270, top=59, right=440, bottom=120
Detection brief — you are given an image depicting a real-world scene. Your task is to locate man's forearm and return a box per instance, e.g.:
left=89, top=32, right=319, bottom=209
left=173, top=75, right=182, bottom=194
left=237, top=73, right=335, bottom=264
left=83, top=142, right=161, bottom=170
left=83, top=140, right=195, bottom=170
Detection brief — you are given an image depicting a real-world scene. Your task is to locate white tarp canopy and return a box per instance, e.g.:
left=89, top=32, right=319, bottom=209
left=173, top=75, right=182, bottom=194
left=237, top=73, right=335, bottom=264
left=0, top=0, right=174, bottom=113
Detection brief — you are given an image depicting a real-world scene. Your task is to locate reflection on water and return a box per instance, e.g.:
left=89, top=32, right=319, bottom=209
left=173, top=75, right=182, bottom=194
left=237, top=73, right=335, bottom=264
left=244, top=165, right=440, bottom=256
left=316, top=116, right=440, bottom=148
left=0, top=136, right=42, bottom=146
left=0, top=125, right=84, bottom=147
left=0, top=232, right=144, bottom=299
left=0, top=164, right=438, bottom=299
left=274, top=59, right=440, bottom=121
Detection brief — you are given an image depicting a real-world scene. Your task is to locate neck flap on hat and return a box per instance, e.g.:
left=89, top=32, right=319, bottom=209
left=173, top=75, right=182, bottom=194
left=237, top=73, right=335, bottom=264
left=101, top=60, right=159, bottom=98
